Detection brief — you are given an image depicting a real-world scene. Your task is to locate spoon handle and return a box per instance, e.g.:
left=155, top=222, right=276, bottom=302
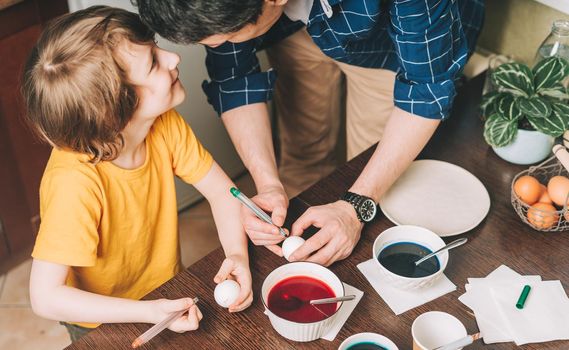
left=415, top=238, right=468, bottom=266
left=310, top=295, right=356, bottom=305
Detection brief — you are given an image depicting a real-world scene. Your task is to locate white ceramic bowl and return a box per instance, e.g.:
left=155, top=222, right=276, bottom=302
left=261, top=262, right=345, bottom=342
left=412, top=311, right=467, bottom=350
left=339, top=332, right=399, bottom=350
left=372, top=225, right=448, bottom=290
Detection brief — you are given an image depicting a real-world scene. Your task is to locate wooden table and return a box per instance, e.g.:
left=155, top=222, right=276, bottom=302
left=69, top=74, right=569, bottom=349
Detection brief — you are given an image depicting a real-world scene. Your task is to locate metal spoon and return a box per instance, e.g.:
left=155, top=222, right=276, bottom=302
left=280, top=294, right=356, bottom=310
left=309, top=295, right=356, bottom=305
left=414, top=238, right=468, bottom=266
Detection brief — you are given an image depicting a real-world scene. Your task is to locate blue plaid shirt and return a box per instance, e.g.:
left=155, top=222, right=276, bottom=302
left=202, top=0, right=484, bottom=120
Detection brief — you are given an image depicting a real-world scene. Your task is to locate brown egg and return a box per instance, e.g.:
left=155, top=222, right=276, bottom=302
left=527, top=202, right=559, bottom=229
left=538, top=184, right=553, bottom=204
left=514, top=175, right=542, bottom=205
left=547, top=176, right=569, bottom=207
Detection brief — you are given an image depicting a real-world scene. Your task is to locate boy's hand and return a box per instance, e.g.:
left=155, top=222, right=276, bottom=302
left=214, top=256, right=253, bottom=313
left=152, top=298, right=202, bottom=333
left=241, top=184, right=289, bottom=256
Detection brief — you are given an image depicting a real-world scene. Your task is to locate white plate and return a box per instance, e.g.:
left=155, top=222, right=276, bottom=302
left=379, top=160, right=490, bottom=237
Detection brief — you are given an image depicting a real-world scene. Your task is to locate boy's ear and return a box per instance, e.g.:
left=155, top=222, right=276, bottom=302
left=266, top=0, right=288, bottom=6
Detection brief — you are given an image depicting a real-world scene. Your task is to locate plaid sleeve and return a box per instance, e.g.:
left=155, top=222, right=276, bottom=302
left=202, top=40, right=276, bottom=115
left=389, top=0, right=469, bottom=120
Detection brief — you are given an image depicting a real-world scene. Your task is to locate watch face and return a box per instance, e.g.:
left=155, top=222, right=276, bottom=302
left=359, top=199, right=377, bottom=222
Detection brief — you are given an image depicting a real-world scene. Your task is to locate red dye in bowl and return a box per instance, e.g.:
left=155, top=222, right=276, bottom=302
left=267, top=276, right=337, bottom=323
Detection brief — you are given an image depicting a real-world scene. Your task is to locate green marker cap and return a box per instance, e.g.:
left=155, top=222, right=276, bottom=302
left=230, top=187, right=241, bottom=197
left=516, top=285, right=531, bottom=309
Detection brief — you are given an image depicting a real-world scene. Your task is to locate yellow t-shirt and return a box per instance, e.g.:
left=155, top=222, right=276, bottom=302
left=31, top=109, right=213, bottom=328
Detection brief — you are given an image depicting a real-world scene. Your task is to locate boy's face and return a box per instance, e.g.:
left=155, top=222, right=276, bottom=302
left=119, top=41, right=185, bottom=121
left=199, top=0, right=286, bottom=48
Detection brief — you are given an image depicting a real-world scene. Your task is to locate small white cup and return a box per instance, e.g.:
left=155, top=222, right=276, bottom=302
left=338, top=332, right=399, bottom=350
left=412, top=311, right=467, bottom=350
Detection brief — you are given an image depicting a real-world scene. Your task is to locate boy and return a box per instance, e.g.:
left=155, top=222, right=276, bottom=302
left=23, top=6, right=252, bottom=341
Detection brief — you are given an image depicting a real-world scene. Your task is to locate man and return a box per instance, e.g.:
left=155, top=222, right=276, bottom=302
left=135, top=0, right=484, bottom=266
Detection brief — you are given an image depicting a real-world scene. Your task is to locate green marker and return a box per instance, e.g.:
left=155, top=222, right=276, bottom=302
left=230, top=187, right=288, bottom=238
left=516, top=285, right=531, bottom=309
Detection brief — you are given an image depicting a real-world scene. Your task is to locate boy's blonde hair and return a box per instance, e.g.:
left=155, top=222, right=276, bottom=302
left=22, top=6, right=155, bottom=163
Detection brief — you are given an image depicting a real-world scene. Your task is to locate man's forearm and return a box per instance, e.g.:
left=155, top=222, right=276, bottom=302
left=350, top=107, right=440, bottom=202
left=221, top=103, right=282, bottom=191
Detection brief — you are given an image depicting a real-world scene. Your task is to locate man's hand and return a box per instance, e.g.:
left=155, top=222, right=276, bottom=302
left=288, top=200, right=363, bottom=266
left=241, top=184, right=289, bottom=256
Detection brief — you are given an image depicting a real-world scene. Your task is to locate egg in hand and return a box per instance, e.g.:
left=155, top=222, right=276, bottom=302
left=282, top=236, right=305, bottom=261
left=214, top=280, right=240, bottom=308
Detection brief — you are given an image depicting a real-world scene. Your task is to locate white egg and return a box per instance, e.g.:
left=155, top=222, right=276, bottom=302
left=282, top=236, right=306, bottom=261
left=214, top=280, right=240, bottom=308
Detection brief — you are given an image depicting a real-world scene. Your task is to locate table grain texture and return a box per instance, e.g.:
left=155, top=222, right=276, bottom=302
left=68, top=74, right=569, bottom=349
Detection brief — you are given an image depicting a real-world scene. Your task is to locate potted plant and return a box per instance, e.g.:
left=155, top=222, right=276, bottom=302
left=481, top=56, right=569, bottom=164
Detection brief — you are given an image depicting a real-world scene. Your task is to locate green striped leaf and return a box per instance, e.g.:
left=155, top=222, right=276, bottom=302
left=484, top=113, right=518, bottom=147
left=533, top=56, right=569, bottom=91
left=527, top=111, right=566, bottom=137
left=552, top=102, right=569, bottom=129
left=497, top=96, right=523, bottom=121
left=481, top=91, right=508, bottom=116
left=492, top=63, right=534, bottom=97
left=539, top=83, right=569, bottom=100
left=517, top=96, right=552, bottom=119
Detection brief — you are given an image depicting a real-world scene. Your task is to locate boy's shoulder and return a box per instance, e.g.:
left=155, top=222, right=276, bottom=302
left=42, top=148, right=101, bottom=189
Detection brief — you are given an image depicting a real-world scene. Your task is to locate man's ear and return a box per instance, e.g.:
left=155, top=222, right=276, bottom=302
left=266, top=0, right=288, bottom=6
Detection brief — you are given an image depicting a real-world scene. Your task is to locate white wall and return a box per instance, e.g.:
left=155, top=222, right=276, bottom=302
left=68, top=0, right=247, bottom=209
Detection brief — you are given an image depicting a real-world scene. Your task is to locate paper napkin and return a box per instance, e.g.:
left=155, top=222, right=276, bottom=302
left=459, top=264, right=569, bottom=346
left=357, top=259, right=456, bottom=315
left=321, top=282, right=364, bottom=341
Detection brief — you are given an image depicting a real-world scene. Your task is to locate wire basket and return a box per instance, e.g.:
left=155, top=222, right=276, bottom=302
left=511, top=155, right=569, bottom=232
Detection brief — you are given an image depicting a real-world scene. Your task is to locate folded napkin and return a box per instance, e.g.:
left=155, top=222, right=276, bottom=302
left=459, top=265, right=569, bottom=346
left=460, top=265, right=541, bottom=343
left=357, top=259, right=456, bottom=315
left=321, top=282, right=364, bottom=341
left=493, top=280, right=569, bottom=345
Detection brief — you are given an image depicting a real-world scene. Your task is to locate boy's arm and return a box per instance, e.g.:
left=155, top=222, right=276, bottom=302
left=29, top=259, right=202, bottom=331
left=192, top=161, right=253, bottom=312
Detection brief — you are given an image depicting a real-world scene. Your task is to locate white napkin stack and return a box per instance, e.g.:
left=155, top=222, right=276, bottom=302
left=321, top=282, right=364, bottom=341
left=357, top=259, right=456, bottom=315
left=459, top=265, right=569, bottom=345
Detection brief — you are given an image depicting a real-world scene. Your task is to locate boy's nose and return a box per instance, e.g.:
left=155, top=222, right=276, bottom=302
left=168, top=51, right=180, bottom=70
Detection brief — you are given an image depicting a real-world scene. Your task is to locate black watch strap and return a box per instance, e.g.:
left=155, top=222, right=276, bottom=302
left=341, top=191, right=364, bottom=222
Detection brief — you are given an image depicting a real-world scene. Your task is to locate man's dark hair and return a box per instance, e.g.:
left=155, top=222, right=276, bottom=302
left=132, top=0, right=265, bottom=44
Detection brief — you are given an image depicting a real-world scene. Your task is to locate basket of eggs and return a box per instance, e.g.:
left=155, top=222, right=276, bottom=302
left=512, top=146, right=569, bottom=231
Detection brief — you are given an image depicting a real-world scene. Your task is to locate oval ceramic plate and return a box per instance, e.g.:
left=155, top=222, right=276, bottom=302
left=379, top=160, right=490, bottom=237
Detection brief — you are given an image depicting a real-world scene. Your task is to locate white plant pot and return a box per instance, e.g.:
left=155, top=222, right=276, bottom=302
left=492, top=129, right=555, bottom=165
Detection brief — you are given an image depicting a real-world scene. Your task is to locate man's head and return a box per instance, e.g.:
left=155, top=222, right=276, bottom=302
left=134, top=0, right=287, bottom=47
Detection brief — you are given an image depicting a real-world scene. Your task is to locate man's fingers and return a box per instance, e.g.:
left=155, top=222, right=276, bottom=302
left=291, top=208, right=320, bottom=236
left=265, top=244, right=284, bottom=256
left=306, top=242, right=347, bottom=266
left=244, top=216, right=281, bottom=236
left=271, top=206, right=287, bottom=227
left=288, top=231, right=327, bottom=261
left=247, top=230, right=285, bottom=245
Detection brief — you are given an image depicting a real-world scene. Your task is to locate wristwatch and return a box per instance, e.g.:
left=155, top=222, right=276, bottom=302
left=341, top=191, right=378, bottom=223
